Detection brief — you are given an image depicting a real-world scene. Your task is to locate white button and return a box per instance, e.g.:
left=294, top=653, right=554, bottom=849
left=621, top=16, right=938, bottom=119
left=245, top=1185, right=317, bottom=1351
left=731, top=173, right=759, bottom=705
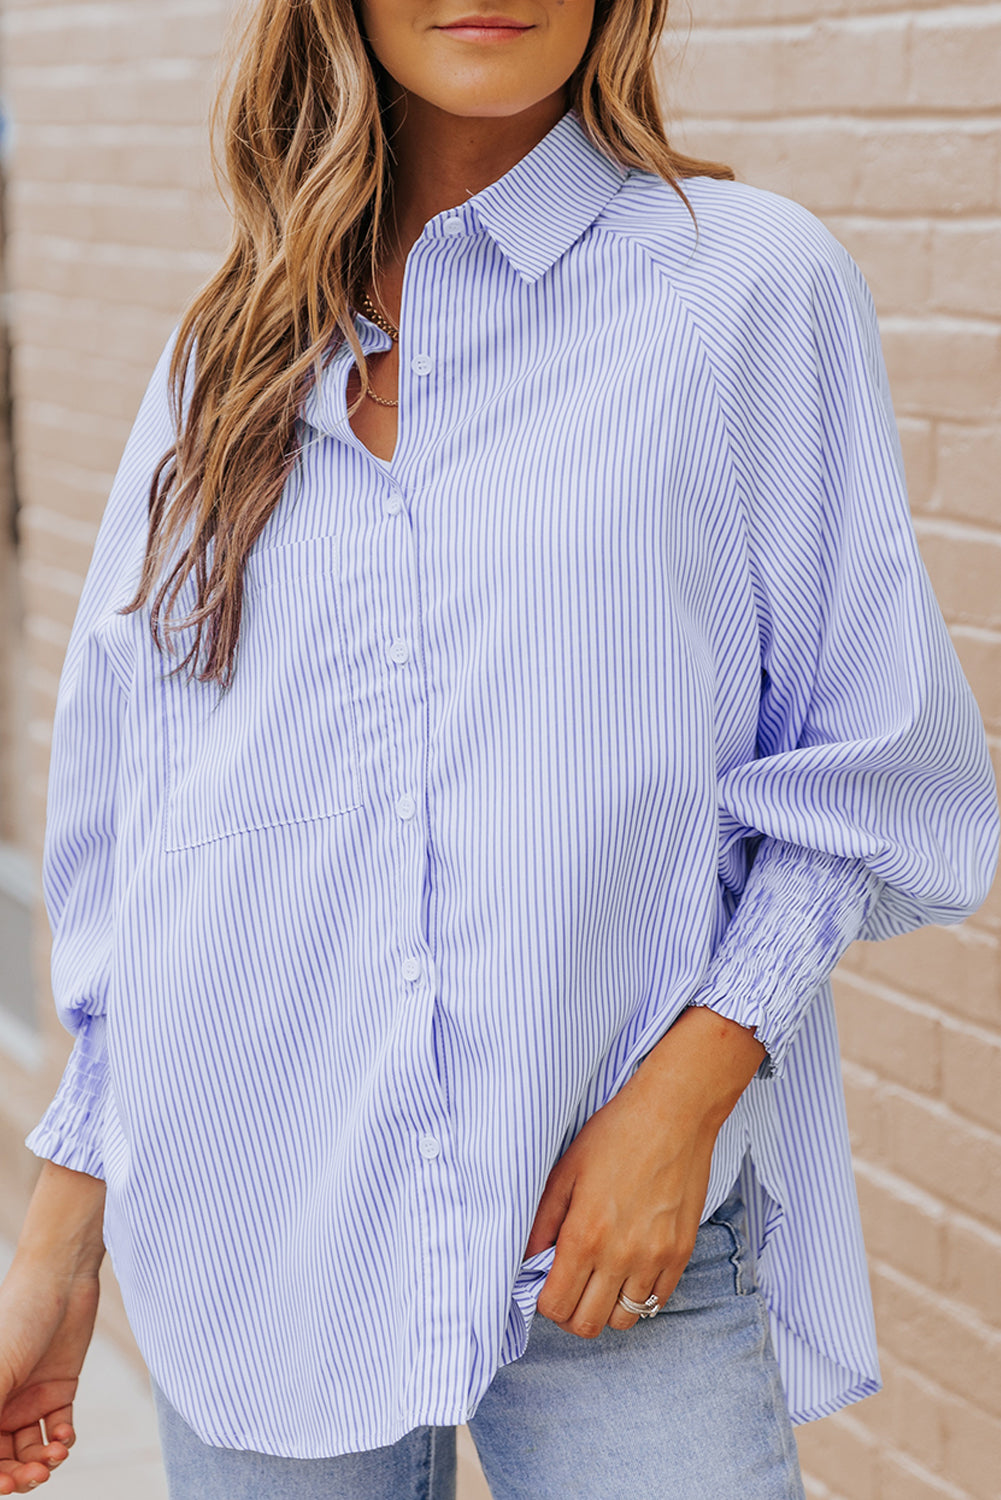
left=442, top=216, right=463, bottom=236
left=396, top=793, right=416, bottom=820
left=389, top=638, right=411, bottom=665
left=419, top=1134, right=441, bottom=1159
left=400, top=956, right=422, bottom=982
left=411, top=354, right=433, bottom=376
left=384, top=492, right=404, bottom=515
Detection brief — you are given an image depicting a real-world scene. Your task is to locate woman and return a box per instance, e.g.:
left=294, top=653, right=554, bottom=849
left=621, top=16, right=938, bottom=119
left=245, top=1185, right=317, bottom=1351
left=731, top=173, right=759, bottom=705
left=0, top=0, right=997, bottom=1494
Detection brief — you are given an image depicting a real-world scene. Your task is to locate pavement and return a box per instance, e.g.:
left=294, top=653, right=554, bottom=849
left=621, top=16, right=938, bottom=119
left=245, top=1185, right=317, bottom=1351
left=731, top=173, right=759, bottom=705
left=0, top=1237, right=491, bottom=1499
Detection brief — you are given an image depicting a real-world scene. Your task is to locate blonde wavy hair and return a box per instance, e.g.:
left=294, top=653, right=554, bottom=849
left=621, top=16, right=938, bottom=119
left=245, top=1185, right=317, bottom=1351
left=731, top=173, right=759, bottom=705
left=121, top=0, right=733, bottom=687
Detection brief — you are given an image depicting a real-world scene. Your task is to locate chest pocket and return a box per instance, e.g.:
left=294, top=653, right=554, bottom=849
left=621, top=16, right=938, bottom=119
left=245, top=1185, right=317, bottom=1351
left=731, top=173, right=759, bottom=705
left=161, top=536, right=363, bottom=851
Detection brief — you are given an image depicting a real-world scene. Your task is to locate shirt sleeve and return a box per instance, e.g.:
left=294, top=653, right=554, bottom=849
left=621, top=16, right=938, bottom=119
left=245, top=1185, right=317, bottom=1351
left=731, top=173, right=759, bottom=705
left=24, top=1014, right=110, bottom=1178
left=714, top=228, right=999, bottom=946
left=24, top=330, right=180, bottom=1180
left=686, top=837, right=882, bottom=1082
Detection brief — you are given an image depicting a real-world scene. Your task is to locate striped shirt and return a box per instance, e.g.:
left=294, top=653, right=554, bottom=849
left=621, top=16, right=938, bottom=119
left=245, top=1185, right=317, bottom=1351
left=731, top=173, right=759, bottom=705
left=26, top=105, right=999, bottom=1457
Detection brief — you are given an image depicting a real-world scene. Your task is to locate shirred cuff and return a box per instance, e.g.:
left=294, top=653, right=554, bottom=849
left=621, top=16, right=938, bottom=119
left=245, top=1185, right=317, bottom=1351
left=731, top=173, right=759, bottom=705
left=24, top=1012, right=110, bottom=1180
left=687, top=839, right=882, bottom=1082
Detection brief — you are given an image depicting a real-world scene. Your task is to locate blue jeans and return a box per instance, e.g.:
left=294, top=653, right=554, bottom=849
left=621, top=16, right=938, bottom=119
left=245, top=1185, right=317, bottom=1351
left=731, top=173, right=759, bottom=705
left=150, top=1182, right=805, bottom=1498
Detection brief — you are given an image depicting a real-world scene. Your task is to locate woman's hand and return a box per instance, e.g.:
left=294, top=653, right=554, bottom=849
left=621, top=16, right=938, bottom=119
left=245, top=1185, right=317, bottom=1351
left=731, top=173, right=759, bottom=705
left=0, top=1161, right=107, bottom=1494
left=526, top=1006, right=766, bottom=1337
left=0, top=1255, right=101, bottom=1494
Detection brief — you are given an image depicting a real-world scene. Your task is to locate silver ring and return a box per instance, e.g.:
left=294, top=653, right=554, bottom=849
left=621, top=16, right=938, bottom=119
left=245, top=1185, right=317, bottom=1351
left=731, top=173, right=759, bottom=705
left=616, top=1290, right=662, bottom=1319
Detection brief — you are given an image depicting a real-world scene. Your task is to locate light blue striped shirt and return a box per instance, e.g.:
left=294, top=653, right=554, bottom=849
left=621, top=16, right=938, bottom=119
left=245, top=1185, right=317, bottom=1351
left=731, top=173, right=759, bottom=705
left=26, top=105, right=999, bottom=1457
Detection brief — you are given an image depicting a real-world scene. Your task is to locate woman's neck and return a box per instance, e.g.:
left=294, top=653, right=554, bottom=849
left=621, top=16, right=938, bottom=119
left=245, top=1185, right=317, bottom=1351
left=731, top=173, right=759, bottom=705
left=377, top=85, right=569, bottom=271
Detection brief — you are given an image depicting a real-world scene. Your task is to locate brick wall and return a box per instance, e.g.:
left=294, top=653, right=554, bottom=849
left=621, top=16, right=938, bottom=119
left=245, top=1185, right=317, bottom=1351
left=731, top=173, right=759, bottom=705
left=0, top=2, right=997, bottom=1497
left=665, top=4, right=1001, bottom=1497
left=0, top=0, right=231, bottom=1346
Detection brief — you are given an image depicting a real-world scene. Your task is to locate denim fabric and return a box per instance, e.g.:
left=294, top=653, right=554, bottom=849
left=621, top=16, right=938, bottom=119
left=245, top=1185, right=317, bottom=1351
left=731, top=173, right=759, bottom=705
left=150, top=1181, right=806, bottom=1499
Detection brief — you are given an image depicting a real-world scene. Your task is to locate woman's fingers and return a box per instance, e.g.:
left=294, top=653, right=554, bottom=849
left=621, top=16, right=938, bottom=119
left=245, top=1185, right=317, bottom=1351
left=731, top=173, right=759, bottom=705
left=543, top=1231, right=696, bottom=1338
left=13, top=1421, right=64, bottom=1475
left=534, top=1227, right=594, bottom=1328
left=604, top=1273, right=650, bottom=1331
left=0, top=1415, right=72, bottom=1494
left=523, top=1165, right=574, bottom=1260
left=552, top=1268, right=632, bottom=1338
left=605, top=1262, right=684, bottom=1331
left=0, top=1452, right=52, bottom=1493
left=35, top=1407, right=74, bottom=1452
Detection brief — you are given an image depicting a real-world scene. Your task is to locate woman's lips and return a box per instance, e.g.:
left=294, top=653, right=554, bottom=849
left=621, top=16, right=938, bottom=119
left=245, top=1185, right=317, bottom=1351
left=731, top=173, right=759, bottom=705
left=438, top=23, right=533, bottom=38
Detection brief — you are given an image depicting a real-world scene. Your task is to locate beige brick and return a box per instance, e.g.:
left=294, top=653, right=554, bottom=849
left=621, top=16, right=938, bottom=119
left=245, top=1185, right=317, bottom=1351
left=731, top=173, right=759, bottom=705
left=673, top=15, right=911, bottom=119
left=667, top=119, right=861, bottom=213
left=930, top=221, right=1001, bottom=322
left=941, top=1393, right=1001, bottom=1500
left=949, top=628, right=1001, bottom=739
left=22, top=629, right=70, bottom=685
left=881, top=320, right=1001, bottom=423
left=12, top=346, right=166, bottom=424
left=691, top=0, right=971, bottom=17
left=28, top=661, right=62, bottom=704
left=20, top=526, right=96, bottom=582
left=943, top=1210, right=1001, bottom=1328
left=19, top=411, right=132, bottom=476
left=940, top=1015, right=1001, bottom=1134
left=849, top=1352, right=949, bottom=1478
left=910, top=13, right=1001, bottom=113
left=14, top=467, right=117, bottom=535
left=670, top=31, right=782, bottom=120
left=873, top=1262, right=1001, bottom=1415
left=19, top=576, right=84, bottom=636
left=880, top=1086, right=1001, bottom=1232
left=877, top=1447, right=968, bottom=1500
left=936, top=422, right=1001, bottom=528
left=852, top=1158, right=946, bottom=1288
left=10, top=182, right=221, bottom=257
left=973, top=877, right=1001, bottom=938
left=9, top=68, right=214, bottom=131
left=840, top=1059, right=889, bottom=1156
left=9, top=237, right=216, bottom=314
left=13, top=130, right=213, bottom=194
left=823, top=218, right=934, bottom=318
left=4, top=4, right=226, bottom=67
left=855, top=127, right=1001, bottom=217
left=15, top=290, right=177, bottom=367
left=833, top=971, right=941, bottom=1094
left=774, top=15, right=911, bottom=115
left=685, top=0, right=951, bottom=19
left=795, top=1411, right=879, bottom=1500
left=915, top=523, right=1001, bottom=630
left=800, top=1476, right=836, bottom=1500
left=895, top=416, right=936, bottom=513
left=842, top=924, right=1001, bottom=1028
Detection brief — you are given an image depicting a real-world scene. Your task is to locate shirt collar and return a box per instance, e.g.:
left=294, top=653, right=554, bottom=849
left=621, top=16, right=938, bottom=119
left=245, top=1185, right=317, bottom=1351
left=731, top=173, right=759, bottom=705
left=300, top=106, right=629, bottom=434
left=348, top=101, right=629, bottom=293
left=457, top=104, right=630, bottom=283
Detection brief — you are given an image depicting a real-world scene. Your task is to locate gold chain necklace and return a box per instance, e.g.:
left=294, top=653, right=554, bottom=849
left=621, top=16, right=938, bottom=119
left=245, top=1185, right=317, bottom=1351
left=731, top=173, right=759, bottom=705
left=357, top=290, right=400, bottom=408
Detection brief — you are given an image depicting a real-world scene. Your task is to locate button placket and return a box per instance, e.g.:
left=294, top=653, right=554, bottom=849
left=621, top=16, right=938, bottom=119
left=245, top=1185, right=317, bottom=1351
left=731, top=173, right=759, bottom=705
left=373, top=249, right=453, bottom=1296
left=375, top=469, right=428, bottom=1009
